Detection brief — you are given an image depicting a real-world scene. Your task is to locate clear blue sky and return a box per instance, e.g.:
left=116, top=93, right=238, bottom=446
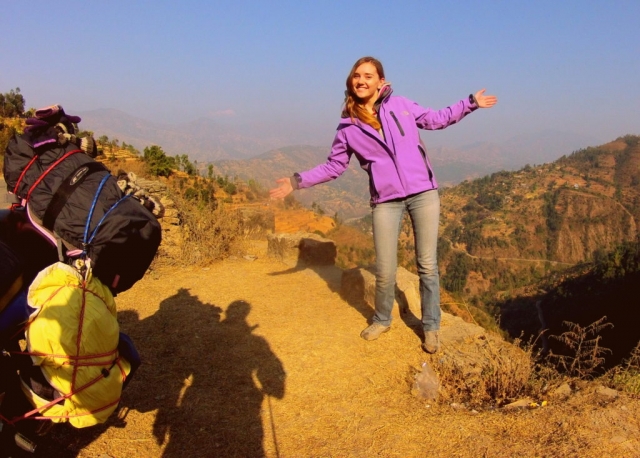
left=2, top=1, right=639, bottom=150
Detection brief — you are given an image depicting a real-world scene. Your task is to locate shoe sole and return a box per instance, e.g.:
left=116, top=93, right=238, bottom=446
left=421, top=343, right=439, bottom=354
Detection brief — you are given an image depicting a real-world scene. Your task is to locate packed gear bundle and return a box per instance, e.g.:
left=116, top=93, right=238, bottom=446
left=0, top=261, right=138, bottom=429
left=3, top=105, right=161, bottom=294
left=1, top=211, right=140, bottom=454
left=20, top=263, right=134, bottom=428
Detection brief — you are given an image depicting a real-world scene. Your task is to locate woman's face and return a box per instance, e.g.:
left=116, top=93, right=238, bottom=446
left=351, top=62, right=384, bottom=104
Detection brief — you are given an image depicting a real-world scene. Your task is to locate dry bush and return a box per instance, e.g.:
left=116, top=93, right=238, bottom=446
left=239, top=208, right=275, bottom=239
left=433, top=316, right=633, bottom=407
left=172, top=193, right=246, bottom=266
left=433, top=337, right=541, bottom=407
left=548, top=316, right=613, bottom=379
left=430, top=299, right=551, bottom=407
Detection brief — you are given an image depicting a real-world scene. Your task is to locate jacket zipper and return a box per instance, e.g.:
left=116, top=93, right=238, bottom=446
left=355, top=125, right=397, bottom=202
left=368, top=163, right=379, bottom=202
left=389, top=111, right=405, bottom=136
left=418, top=143, right=435, bottom=185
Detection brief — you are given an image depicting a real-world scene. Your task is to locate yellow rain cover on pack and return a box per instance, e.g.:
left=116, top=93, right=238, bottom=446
left=22, top=262, right=131, bottom=428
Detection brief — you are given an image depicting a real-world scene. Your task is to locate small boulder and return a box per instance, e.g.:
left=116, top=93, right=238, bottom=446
left=503, top=398, right=534, bottom=410
left=550, top=383, right=572, bottom=399
left=340, top=267, right=408, bottom=319
left=595, top=385, right=619, bottom=401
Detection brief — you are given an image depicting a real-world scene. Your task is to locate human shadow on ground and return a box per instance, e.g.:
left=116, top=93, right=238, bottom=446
left=37, top=290, right=286, bottom=457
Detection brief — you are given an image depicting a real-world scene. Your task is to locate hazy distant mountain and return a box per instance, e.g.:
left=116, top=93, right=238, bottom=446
left=77, top=108, right=290, bottom=161
left=428, top=130, right=602, bottom=186
left=78, top=109, right=599, bottom=172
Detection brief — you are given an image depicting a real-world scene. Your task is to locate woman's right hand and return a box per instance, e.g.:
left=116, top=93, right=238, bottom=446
left=473, top=89, right=498, bottom=108
left=269, top=178, right=294, bottom=199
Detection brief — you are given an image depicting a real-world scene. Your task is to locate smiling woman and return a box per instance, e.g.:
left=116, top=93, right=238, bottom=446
left=345, top=58, right=386, bottom=131
left=270, top=56, right=497, bottom=354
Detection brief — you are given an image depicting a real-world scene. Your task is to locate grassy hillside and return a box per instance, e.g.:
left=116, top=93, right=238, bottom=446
left=436, top=136, right=640, bottom=298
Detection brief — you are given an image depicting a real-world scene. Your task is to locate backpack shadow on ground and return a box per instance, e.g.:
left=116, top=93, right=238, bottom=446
left=38, top=289, right=286, bottom=457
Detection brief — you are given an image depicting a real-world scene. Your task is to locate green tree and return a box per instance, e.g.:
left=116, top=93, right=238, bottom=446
left=143, top=145, right=175, bottom=177
left=0, top=88, right=26, bottom=117
left=442, top=252, right=471, bottom=293
left=180, top=154, right=197, bottom=176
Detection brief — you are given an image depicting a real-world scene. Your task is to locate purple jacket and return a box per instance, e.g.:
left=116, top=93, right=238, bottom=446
left=298, top=86, right=478, bottom=204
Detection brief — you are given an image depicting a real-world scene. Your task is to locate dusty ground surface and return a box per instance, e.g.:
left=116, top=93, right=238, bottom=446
left=1, top=179, right=10, bottom=208
left=5, top=240, right=640, bottom=457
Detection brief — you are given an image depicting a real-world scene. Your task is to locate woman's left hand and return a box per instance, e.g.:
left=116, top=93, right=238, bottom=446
left=474, top=89, right=498, bottom=108
left=269, top=177, right=294, bottom=199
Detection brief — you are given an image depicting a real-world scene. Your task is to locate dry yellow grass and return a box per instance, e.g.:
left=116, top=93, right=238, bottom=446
left=25, top=241, right=639, bottom=457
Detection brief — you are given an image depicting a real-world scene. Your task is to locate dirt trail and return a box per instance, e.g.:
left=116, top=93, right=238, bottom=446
left=21, top=241, right=640, bottom=457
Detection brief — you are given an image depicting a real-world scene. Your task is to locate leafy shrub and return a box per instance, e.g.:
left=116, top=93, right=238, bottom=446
left=224, top=182, right=237, bottom=195
left=607, top=341, right=640, bottom=396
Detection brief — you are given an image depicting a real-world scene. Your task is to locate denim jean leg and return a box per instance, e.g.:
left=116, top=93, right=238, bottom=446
left=371, top=200, right=405, bottom=326
left=406, top=190, right=441, bottom=332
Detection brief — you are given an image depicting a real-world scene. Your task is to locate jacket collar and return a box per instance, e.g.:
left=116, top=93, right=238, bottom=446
left=374, top=83, right=393, bottom=110
left=339, top=83, right=394, bottom=127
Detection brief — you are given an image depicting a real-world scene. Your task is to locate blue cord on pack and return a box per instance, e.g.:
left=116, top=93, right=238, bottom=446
left=82, top=174, right=131, bottom=255
left=86, top=194, right=131, bottom=246
left=83, top=174, right=110, bottom=249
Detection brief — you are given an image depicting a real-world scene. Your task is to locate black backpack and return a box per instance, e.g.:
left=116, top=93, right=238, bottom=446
left=3, top=116, right=161, bottom=295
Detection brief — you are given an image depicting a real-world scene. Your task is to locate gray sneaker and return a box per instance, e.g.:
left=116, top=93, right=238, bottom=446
left=360, top=323, right=390, bottom=341
left=422, top=330, right=440, bottom=354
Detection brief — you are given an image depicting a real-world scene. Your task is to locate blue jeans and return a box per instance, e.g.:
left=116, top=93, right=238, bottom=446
left=371, top=190, right=441, bottom=332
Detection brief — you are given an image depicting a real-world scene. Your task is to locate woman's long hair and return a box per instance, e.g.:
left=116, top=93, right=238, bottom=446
left=344, top=56, right=385, bottom=130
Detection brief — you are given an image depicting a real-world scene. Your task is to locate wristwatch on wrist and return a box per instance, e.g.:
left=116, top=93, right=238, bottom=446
left=469, top=94, right=478, bottom=106
left=290, top=173, right=302, bottom=190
